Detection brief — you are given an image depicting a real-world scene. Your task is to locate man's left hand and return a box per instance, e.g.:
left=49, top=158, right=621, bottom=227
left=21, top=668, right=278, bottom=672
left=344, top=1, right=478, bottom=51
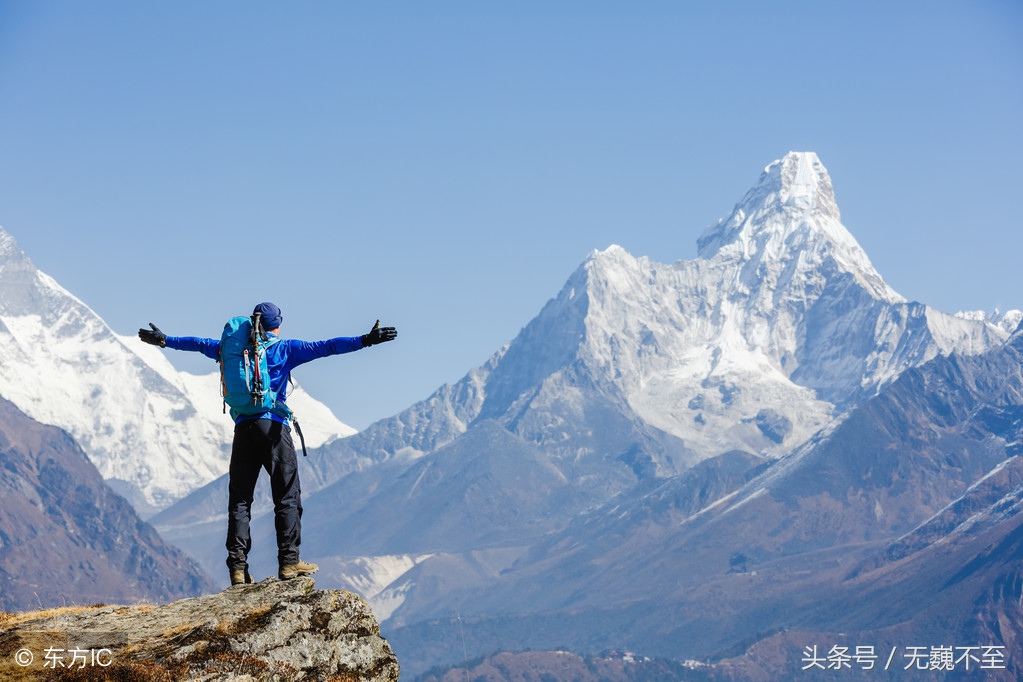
left=362, top=320, right=397, bottom=346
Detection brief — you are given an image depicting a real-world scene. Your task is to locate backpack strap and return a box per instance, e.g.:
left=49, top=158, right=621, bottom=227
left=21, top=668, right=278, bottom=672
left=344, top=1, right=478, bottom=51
left=270, top=401, right=307, bottom=456
left=293, top=416, right=308, bottom=457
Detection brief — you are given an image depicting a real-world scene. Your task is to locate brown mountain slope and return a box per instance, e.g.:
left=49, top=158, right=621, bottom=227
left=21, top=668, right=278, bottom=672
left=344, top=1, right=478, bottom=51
left=0, top=396, right=215, bottom=611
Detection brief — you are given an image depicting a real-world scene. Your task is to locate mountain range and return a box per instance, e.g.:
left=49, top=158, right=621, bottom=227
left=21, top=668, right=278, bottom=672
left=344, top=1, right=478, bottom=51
left=3, top=152, right=1021, bottom=678
left=400, top=327, right=1023, bottom=680
left=145, top=152, right=1023, bottom=677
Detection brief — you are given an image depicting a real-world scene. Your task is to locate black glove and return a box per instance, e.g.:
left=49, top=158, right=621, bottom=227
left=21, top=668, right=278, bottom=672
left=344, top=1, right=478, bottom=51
left=138, top=323, right=167, bottom=348
left=361, top=319, right=397, bottom=347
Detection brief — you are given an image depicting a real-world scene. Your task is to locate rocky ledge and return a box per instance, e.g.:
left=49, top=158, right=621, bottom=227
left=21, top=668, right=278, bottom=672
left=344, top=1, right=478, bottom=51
left=0, top=577, right=399, bottom=681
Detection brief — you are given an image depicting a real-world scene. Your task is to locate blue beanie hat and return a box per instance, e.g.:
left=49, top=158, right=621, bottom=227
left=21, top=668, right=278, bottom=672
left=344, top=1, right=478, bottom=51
left=253, top=302, right=283, bottom=331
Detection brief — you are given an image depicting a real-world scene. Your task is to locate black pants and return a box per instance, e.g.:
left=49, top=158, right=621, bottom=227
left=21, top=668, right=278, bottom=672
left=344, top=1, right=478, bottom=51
left=226, top=418, right=302, bottom=572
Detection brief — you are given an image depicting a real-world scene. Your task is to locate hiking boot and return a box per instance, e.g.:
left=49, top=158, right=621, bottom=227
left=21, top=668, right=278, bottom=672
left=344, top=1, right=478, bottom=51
left=230, top=569, right=253, bottom=586
left=279, top=560, right=318, bottom=580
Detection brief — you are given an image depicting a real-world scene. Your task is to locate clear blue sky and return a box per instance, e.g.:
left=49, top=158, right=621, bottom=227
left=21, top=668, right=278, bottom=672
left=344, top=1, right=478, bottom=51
left=1, top=1, right=1021, bottom=430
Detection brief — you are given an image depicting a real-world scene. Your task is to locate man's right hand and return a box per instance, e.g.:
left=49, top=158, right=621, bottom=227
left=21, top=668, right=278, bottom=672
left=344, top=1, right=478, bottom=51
left=138, top=323, right=167, bottom=347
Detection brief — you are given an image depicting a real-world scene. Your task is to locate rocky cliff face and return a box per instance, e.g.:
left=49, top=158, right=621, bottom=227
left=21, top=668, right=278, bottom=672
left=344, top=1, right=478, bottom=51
left=0, top=577, right=399, bottom=682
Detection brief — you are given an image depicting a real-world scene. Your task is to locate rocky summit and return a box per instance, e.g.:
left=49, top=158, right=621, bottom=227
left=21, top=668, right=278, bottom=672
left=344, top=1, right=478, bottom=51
left=0, top=577, right=399, bottom=681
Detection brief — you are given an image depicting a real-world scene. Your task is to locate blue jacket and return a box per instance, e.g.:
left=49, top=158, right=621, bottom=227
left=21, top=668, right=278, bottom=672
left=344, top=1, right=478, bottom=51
left=166, top=333, right=364, bottom=424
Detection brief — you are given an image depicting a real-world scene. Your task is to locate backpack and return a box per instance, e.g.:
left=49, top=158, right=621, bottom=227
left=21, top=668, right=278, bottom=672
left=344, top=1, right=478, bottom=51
left=219, top=312, right=282, bottom=416
left=218, top=312, right=308, bottom=455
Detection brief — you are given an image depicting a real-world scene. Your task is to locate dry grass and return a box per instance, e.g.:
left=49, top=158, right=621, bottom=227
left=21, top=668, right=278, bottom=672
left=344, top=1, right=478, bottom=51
left=158, top=621, right=196, bottom=639
left=225, top=604, right=274, bottom=636
left=0, top=647, right=294, bottom=682
left=213, top=617, right=231, bottom=637
left=0, top=602, right=135, bottom=682
left=51, top=658, right=190, bottom=682
left=0, top=603, right=120, bottom=630
left=0, top=601, right=158, bottom=645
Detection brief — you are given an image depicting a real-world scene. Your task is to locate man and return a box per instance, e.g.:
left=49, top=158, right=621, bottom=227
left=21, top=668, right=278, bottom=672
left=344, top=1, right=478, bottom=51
left=139, top=302, right=397, bottom=585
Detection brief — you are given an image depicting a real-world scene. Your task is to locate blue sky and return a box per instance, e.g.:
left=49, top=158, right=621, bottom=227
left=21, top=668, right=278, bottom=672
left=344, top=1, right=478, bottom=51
left=1, top=1, right=1021, bottom=429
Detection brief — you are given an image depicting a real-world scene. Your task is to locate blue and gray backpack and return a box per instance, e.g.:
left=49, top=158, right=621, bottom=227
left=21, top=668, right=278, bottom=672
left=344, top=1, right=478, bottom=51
left=219, top=311, right=307, bottom=454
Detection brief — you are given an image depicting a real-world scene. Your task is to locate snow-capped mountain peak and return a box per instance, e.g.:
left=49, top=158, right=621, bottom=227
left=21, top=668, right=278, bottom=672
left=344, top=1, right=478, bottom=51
left=477, top=153, right=1012, bottom=468
left=0, top=225, right=354, bottom=513
left=697, top=151, right=901, bottom=305
left=775, top=150, right=839, bottom=216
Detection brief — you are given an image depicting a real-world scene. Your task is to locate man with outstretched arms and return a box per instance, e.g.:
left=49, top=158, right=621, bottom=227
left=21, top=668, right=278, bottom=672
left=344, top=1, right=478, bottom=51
left=139, top=302, right=397, bottom=586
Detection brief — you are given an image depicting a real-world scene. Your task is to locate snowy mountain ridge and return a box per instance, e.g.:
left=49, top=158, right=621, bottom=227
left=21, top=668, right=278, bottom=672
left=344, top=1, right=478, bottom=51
left=349, top=155, right=1023, bottom=673
left=153, top=152, right=1019, bottom=623
left=697, top=151, right=900, bottom=304
left=955, top=307, right=1023, bottom=334
left=291, top=151, right=1014, bottom=482
left=0, top=227, right=354, bottom=512
left=524, top=152, right=1010, bottom=463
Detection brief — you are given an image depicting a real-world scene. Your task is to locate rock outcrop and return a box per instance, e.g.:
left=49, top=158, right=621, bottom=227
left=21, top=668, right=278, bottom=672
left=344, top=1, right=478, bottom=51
left=0, top=577, right=399, bottom=681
